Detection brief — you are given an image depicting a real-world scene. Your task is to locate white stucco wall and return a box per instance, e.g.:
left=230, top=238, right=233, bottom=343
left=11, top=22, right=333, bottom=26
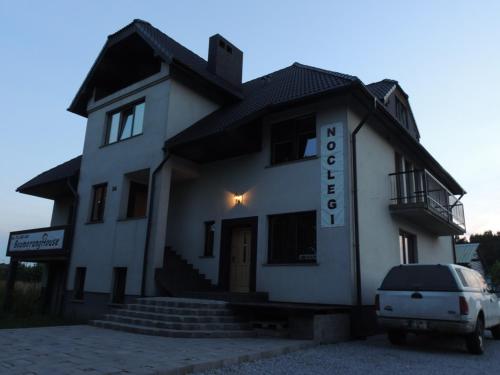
left=166, top=102, right=354, bottom=305
left=68, top=66, right=220, bottom=298
left=50, top=196, right=73, bottom=226
left=348, top=109, right=454, bottom=305
left=166, top=80, right=220, bottom=139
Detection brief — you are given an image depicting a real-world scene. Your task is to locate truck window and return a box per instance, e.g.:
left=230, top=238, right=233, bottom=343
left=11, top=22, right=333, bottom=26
left=380, top=265, right=459, bottom=292
left=456, top=269, right=469, bottom=287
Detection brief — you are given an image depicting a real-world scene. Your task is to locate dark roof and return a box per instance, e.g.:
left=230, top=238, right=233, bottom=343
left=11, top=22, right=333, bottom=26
left=17, top=155, right=81, bottom=199
left=167, top=63, right=359, bottom=146
left=366, top=79, right=397, bottom=102
left=69, top=19, right=242, bottom=116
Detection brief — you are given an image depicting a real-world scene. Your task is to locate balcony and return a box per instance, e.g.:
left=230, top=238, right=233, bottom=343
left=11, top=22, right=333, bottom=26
left=389, top=169, right=465, bottom=236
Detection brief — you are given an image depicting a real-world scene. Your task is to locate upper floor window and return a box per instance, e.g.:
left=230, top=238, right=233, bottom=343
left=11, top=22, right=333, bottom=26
left=90, top=183, right=107, bottom=222
left=395, top=97, right=408, bottom=128
left=124, top=169, right=149, bottom=219
left=270, top=115, right=316, bottom=165
left=105, top=101, right=145, bottom=145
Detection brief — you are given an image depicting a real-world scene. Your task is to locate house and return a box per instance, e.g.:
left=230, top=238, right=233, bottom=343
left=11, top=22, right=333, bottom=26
left=4, top=20, right=466, bottom=335
left=455, top=243, right=485, bottom=276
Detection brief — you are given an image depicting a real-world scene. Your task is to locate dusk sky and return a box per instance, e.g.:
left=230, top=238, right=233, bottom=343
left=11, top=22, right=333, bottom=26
left=1, top=1, right=499, bottom=263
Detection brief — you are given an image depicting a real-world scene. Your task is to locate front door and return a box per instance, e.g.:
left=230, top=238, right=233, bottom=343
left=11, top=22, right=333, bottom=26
left=229, top=227, right=251, bottom=293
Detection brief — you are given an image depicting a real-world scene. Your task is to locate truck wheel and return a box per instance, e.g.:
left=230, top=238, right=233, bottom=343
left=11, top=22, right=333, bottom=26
left=491, top=325, right=500, bottom=340
left=466, top=318, right=485, bottom=354
left=387, top=330, right=406, bottom=345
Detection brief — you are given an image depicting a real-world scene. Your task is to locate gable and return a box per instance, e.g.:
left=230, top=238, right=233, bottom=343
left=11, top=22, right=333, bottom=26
left=68, top=20, right=242, bottom=117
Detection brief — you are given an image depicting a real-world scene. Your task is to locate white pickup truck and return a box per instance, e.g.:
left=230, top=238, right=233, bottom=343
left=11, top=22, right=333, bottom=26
left=376, top=264, right=500, bottom=354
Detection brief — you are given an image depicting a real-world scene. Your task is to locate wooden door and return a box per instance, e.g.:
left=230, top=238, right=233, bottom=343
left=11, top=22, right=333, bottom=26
left=229, top=227, right=251, bottom=293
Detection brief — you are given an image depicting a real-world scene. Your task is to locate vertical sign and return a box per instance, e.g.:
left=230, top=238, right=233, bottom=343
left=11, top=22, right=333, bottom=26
left=320, top=122, right=345, bottom=227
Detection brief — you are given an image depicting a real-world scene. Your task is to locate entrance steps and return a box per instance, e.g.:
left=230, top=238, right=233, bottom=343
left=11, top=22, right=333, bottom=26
left=90, top=297, right=255, bottom=338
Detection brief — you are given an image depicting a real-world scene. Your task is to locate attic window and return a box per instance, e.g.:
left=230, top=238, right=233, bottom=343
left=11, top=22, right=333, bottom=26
left=219, top=40, right=226, bottom=48
left=226, top=45, right=233, bottom=54
left=395, top=97, right=409, bottom=128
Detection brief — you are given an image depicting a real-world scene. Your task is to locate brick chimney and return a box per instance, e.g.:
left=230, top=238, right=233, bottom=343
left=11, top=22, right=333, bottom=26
left=207, top=34, right=243, bottom=87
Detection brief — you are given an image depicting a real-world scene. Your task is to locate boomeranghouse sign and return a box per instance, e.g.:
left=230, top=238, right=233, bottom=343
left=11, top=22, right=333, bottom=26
left=320, top=123, right=345, bottom=228
left=8, top=228, right=66, bottom=253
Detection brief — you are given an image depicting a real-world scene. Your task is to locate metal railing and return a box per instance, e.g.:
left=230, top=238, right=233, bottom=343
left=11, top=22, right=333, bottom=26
left=389, top=169, right=465, bottom=230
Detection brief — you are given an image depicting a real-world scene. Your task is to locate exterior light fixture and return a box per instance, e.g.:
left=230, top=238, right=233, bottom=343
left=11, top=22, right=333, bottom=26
left=234, top=193, right=243, bottom=206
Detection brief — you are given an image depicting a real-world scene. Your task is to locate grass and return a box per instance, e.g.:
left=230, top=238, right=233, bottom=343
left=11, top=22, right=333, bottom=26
left=0, top=280, right=82, bottom=329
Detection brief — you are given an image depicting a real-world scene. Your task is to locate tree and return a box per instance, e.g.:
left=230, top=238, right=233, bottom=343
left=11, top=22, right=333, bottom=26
left=468, top=231, right=500, bottom=275
left=490, top=261, right=500, bottom=287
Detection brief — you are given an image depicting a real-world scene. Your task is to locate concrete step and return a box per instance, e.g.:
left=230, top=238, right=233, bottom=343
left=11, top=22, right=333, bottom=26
left=177, top=291, right=269, bottom=303
left=90, top=320, right=256, bottom=338
left=112, top=309, right=243, bottom=323
left=126, top=304, right=234, bottom=316
left=104, top=314, right=252, bottom=331
left=136, top=297, right=229, bottom=309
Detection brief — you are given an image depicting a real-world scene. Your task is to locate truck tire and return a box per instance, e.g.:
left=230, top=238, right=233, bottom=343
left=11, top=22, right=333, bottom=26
left=466, top=318, right=485, bottom=354
left=491, top=324, right=500, bottom=340
left=387, top=330, right=406, bottom=345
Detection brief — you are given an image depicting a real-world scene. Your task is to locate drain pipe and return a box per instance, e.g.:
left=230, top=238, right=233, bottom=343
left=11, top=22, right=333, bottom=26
left=59, top=177, right=79, bottom=316
left=141, top=151, right=171, bottom=297
left=352, top=99, right=377, bottom=308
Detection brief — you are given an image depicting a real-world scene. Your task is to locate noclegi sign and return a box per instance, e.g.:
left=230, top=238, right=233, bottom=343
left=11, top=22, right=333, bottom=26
left=320, top=123, right=345, bottom=227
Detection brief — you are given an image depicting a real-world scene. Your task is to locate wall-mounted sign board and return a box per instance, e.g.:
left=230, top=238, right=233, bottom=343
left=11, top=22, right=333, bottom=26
left=6, top=226, right=70, bottom=259
left=320, top=122, right=345, bottom=228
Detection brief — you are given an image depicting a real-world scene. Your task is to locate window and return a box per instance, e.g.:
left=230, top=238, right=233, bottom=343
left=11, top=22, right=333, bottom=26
left=124, top=170, right=149, bottom=219
left=203, top=221, right=215, bottom=257
left=105, top=101, right=145, bottom=144
left=380, top=265, right=459, bottom=292
left=458, top=268, right=486, bottom=290
left=271, top=115, right=316, bottom=164
left=73, top=267, right=86, bottom=300
left=268, top=211, right=316, bottom=263
left=399, top=231, right=417, bottom=264
left=395, top=97, right=408, bottom=128
left=111, top=267, right=127, bottom=304
left=90, top=184, right=107, bottom=222
left=127, top=181, right=148, bottom=218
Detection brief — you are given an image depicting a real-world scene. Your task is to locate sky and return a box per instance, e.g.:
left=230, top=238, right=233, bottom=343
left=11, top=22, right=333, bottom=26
left=1, top=1, right=499, bottom=263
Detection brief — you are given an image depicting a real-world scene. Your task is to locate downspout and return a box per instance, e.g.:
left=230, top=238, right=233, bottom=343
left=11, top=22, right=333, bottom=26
left=59, top=177, right=79, bottom=316
left=140, top=151, right=171, bottom=297
left=352, top=99, right=377, bottom=308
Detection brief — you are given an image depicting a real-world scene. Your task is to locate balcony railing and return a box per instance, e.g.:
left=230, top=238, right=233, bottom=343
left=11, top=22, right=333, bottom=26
left=389, top=169, right=465, bottom=235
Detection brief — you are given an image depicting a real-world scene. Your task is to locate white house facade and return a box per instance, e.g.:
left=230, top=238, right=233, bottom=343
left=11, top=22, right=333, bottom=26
left=4, top=20, right=466, bottom=336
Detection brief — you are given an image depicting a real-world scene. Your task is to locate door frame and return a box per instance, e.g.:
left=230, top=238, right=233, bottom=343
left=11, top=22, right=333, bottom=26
left=218, top=216, right=258, bottom=292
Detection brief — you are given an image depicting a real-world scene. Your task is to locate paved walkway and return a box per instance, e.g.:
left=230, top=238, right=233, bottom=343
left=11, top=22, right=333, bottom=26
left=0, top=325, right=312, bottom=375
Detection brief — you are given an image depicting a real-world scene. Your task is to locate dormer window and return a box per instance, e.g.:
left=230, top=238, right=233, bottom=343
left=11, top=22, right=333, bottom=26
left=105, top=101, right=145, bottom=145
left=395, top=97, right=408, bottom=128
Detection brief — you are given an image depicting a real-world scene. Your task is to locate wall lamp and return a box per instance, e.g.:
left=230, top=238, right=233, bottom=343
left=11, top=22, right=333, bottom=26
left=234, top=193, right=244, bottom=206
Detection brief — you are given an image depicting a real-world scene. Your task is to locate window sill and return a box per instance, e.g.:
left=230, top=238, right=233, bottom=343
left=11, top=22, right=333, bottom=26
left=100, top=133, right=143, bottom=148
left=199, top=255, right=215, bottom=259
left=117, top=216, right=147, bottom=222
left=85, top=220, right=104, bottom=225
left=265, top=156, right=318, bottom=169
left=262, top=262, right=319, bottom=267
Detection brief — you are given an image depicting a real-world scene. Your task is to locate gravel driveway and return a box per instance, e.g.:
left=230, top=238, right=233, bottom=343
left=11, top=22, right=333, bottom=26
left=198, top=333, right=500, bottom=374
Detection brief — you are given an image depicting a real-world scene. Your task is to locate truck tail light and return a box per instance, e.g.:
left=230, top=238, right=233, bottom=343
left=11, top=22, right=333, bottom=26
left=459, top=296, right=469, bottom=315
left=375, top=294, right=380, bottom=312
